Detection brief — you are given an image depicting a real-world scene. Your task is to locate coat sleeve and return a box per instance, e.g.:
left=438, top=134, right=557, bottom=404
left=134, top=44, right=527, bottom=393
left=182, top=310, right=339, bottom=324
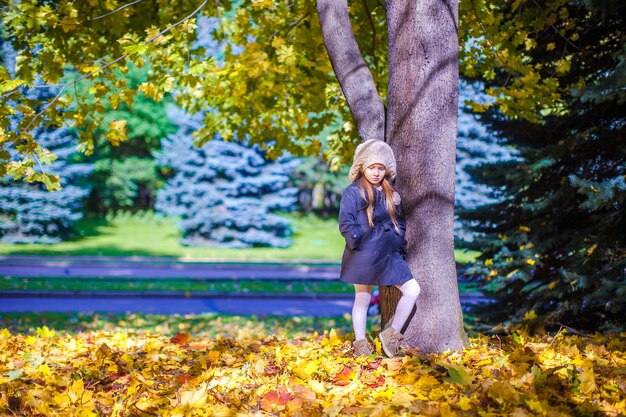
left=339, top=187, right=365, bottom=251
left=396, top=202, right=409, bottom=254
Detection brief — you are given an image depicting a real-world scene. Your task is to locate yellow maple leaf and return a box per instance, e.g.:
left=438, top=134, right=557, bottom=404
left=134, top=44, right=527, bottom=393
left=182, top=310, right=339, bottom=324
left=372, top=384, right=395, bottom=400
left=174, top=382, right=208, bottom=408
left=391, top=391, right=415, bottom=407
left=320, top=328, right=342, bottom=348
left=293, top=360, right=318, bottom=379
left=106, top=120, right=128, bottom=147
left=488, top=380, right=520, bottom=404
left=578, top=364, right=597, bottom=395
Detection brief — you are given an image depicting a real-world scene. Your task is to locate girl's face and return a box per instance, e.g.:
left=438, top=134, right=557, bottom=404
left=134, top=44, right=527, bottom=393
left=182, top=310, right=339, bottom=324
left=363, top=163, right=386, bottom=186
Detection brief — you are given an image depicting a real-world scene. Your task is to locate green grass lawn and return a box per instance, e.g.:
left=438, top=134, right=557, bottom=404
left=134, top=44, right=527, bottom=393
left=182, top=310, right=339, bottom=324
left=0, top=275, right=479, bottom=294
left=0, top=210, right=481, bottom=263
left=0, top=276, right=351, bottom=293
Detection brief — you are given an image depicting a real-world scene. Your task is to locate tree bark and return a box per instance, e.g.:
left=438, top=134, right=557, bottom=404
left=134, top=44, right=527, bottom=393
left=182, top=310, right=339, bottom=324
left=316, top=0, right=385, bottom=142
left=379, top=286, right=401, bottom=328
left=316, top=0, right=467, bottom=353
left=385, top=0, right=467, bottom=352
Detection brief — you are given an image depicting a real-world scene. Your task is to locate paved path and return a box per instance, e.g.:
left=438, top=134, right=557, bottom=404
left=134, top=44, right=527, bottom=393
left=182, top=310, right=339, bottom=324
left=0, top=255, right=470, bottom=280
left=0, top=292, right=488, bottom=316
left=0, top=255, right=487, bottom=316
left=0, top=294, right=354, bottom=316
left=0, top=255, right=340, bottom=280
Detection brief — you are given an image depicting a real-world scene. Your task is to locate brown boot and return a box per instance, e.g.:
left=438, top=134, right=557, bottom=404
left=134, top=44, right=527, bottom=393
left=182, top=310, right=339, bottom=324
left=378, top=327, right=409, bottom=357
left=352, top=338, right=373, bottom=356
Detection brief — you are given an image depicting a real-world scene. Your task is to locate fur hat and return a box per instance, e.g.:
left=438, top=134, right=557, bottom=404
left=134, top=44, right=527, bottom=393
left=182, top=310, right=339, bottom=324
left=348, top=139, right=397, bottom=183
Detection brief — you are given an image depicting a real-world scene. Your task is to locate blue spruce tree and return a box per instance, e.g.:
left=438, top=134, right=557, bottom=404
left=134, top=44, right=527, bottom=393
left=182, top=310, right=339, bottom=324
left=0, top=40, right=94, bottom=243
left=154, top=107, right=299, bottom=248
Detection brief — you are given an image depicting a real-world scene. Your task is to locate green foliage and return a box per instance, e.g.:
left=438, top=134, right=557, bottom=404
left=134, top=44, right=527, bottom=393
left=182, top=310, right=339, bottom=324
left=73, top=62, right=176, bottom=212
left=0, top=275, right=353, bottom=294
left=459, top=0, right=572, bottom=121
left=1, top=0, right=222, bottom=187
left=88, top=63, right=176, bottom=156
left=290, top=156, right=350, bottom=217
left=89, top=157, right=159, bottom=212
left=460, top=0, right=625, bottom=332
left=2, top=0, right=590, bottom=190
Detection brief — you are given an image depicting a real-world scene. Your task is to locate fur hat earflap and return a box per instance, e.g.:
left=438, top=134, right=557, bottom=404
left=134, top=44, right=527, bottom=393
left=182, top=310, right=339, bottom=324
left=348, top=139, right=397, bottom=183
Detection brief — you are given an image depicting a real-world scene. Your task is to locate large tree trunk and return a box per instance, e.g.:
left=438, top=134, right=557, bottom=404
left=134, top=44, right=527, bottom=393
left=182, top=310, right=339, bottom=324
left=385, top=0, right=466, bottom=352
left=317, top=0, right=467, bottom=353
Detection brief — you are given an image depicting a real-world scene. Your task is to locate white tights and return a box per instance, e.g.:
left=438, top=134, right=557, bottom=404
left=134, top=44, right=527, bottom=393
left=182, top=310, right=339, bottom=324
left=351, top=291, right=371, bottom=340
left=352, top=279, right=421, bottom=340
left=390, top=279, right=421, bottom=332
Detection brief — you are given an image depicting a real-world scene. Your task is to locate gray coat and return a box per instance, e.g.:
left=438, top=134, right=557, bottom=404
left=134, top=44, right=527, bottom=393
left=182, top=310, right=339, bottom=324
left=338, top=182, right=414, bottom=286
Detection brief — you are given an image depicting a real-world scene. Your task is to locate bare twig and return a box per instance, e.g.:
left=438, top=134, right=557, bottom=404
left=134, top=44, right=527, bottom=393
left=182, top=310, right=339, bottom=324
left=268, top=13, right=310, bottom=41
left=146, top=0, right=209, bottom=43
left=0, top=90, right=20, bottom=100
left=90, top=0, right=145, bottom=21
left=530, top=0, right=581, bottom=52
left=554, top=322, right=593, bottom=338
left=23, top=84, right=68, bottom=133
left=247, top=12, right=309, bottom=64
left=541, top=326, right=563, bottom=353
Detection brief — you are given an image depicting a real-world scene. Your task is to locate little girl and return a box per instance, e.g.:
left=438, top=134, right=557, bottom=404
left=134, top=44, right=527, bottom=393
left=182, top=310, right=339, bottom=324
left=338, top=139, right=421, bottom=357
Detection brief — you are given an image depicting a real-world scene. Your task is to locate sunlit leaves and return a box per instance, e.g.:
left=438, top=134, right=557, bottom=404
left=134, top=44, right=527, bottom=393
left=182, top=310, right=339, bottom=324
left=0, top=321, right=624, bottom=416
left=169, top=332, right=192, bottom=346
left=0, top=0, right=613, bottom=189
left=459, top=0, right=586, bottom=122
left=105, top=119, right=128, bottom=146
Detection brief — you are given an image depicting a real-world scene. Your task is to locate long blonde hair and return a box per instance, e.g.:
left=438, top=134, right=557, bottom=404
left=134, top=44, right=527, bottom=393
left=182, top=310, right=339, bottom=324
left=357, top=176, right=401, bottom=233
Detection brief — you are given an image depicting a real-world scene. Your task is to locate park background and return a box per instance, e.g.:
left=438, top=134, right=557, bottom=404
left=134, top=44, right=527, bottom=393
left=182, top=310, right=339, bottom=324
left=0, top=0, right=624, bottom=416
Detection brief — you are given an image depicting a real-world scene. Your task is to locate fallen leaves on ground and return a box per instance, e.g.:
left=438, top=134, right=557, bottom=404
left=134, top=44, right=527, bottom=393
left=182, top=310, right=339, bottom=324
left=0, top=320, right=624, bottom=416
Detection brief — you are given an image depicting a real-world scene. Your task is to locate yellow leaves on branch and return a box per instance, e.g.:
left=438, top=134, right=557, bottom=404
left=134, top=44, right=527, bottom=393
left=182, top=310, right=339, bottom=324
left=276, top=45, right=298, bottom=67
left=0, top=327, right=624, bottom=416
left=105, top=119, right=127, bottom=146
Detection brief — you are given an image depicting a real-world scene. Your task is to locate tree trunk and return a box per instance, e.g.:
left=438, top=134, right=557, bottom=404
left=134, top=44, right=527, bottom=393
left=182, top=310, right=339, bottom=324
left=316, top=0, right=467, bottom=353
left=385, top=0, right=467, bottom=352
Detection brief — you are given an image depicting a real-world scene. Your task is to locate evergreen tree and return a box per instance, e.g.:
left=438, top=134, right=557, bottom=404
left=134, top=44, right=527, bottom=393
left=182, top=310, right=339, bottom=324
left=154, top=107, right=299, bottom=248
left=455, top=80, right=520, bottom=243
left=459, top=1, right=626, bottom=331
left=80, top=63, right=176, bottom=213
left=0, top=41, right=94, bottom=243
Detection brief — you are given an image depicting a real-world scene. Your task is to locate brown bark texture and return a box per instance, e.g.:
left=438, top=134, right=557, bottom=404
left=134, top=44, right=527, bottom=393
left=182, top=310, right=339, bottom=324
left=385, top=0, right=467, bottom=352
left=379, top=286, right=401, bottom=328
left=316, top=0, right=385, bottom=142
left=316, top=0, right=467, bottom=353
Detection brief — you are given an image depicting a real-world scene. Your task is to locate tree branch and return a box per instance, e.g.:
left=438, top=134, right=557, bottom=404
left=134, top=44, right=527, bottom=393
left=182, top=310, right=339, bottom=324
left=316, top=0, right=385, bottom=142
left=268, top=13, right=310, bottom=41
left=89, top=0, right=145, bottom=21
